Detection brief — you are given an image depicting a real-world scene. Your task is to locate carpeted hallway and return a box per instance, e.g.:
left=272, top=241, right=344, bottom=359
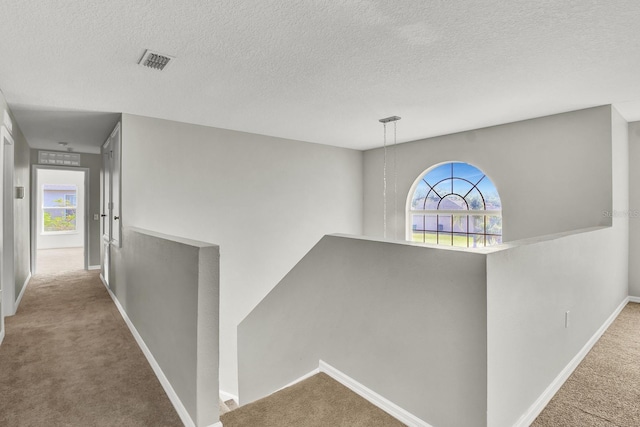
left=0, top=270, right=182, bottom=426
left=533, top=302, right=640, bottom=426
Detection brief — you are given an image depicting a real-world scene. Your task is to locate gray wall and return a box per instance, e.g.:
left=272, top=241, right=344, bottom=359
left=238, top=235, right=488, bottom=427
left=0, top=94, right=31, bottom=306
left=111, top=227, right=219, bottom=427
left=629, top=121, right=640, bottom=297
left=117, top=113, right=364, bottom=395
left=29, top=149, right=102, bottom=267
left=486, top=107, right=629, bottom=427
left=363, top=106, right=613, bottom=242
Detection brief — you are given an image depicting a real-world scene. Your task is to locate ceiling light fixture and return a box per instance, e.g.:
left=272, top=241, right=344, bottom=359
left=379, top=116, right=401, bottom=240
left=138, top=49, right=175, bottom=71
left=58, top=142, right=68, bottom=147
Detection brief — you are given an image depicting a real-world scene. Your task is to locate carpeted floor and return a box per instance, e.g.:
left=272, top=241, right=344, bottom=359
left=0, top=270, right=182, bottom=426
left=533, top=302, right=640, bottom=426
left=220, top=372, right=407, bottom=427
left=36, top=247, right=85, bottom=274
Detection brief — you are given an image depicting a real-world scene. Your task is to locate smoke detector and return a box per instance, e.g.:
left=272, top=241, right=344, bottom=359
left=139, top=49, right=175, bottom=71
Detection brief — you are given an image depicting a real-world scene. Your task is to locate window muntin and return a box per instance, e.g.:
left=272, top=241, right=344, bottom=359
left=42, top=184, right=78, bottom=233
left=409, top=162, right=502, bottom=248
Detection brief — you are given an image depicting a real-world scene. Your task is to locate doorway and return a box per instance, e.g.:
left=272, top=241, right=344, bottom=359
left=32, top=167, right=89, bottom=274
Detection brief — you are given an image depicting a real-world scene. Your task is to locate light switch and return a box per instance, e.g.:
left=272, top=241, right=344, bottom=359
left=93, top=214, right=100, bottom=221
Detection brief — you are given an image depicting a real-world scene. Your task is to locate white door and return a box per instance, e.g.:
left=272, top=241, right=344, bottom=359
left=100, top=121, right=121, bottom=286
left=101, top=137, right=111, bottom=285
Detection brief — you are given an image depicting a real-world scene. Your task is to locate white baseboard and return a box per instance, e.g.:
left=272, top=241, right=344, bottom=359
left=207, top=422, right=223, bottom=427
left=100, top=280, right=198, bottom=427
left=514, top=297, right=629, bottom=427
left=319, top=360, right=432, bottom=427
left=0, top=326, right=5, bottom=347
left=629, top=296, right=640, bottom=303
left=219, top=390, right=239, bottom=404
left=14, top=273, right=31, bottom=313
left=88, top=265, right=101, bottom=271
left=276, top=367, right=320, bottom=394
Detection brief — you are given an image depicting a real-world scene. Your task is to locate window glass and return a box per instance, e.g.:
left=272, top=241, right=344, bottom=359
left=409, top=163, right=501, bottom=247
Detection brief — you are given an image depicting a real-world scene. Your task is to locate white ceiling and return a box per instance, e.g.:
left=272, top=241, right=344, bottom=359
left=1, top=0, right=640, bottom=152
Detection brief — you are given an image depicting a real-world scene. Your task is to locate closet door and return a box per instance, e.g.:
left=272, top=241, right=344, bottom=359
left=100, top=137, right=111, bottom=285
left=110, top=123, right=121, bottom=247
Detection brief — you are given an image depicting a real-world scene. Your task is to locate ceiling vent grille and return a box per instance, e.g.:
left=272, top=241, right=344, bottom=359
left=138, top=50, right=175, bottom=71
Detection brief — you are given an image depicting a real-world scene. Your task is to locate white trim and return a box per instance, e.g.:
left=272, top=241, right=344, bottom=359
left=206, top=423, right=223, bottom=427
left=629, top=296, right=640, bottom=303
left=513, top=297, right=629, bottom=427
left=100, top=280, right=197, bottom=427
left=219, top=390, right=239, bottom=404
left=14, top=273, right=31, bottom=312
left=0, top=324, right=5, bottom=347
left=318, top=360, right=432, bottom=427
left=88, top=265, right=101, bottom=271
left=275, top=367, right=320, bottom=393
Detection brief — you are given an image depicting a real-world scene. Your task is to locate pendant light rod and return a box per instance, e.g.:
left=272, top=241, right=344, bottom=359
left=379, top=116, right=401, bottom=123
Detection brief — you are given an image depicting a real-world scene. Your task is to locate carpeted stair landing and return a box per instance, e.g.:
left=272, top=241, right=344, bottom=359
left=220, top=372, right=407, bottom=427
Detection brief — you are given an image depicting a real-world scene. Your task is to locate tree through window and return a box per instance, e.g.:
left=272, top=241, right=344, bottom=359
left=408, top=162, right=502, bottom=247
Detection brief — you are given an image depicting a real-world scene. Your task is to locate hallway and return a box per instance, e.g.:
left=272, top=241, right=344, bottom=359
left=0, top=270, right=181, bottom=426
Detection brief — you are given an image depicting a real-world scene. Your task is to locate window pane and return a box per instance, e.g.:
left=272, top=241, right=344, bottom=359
left=453, top=162, right=484, bottom=184
left=423, top=163, right=451, bottom=186
left=465, top=189, right=485, bottom=210
left=43, top=208, right=77, bottom=231
left=437, top=215, right=452, bottom=233
left=469, top=234, right=485, bottom=248
left=487, top=215, right=502, bottom=236
left=452, top=214, right=468, bottom=233
left=452, top=178, right=473, bottom=197
left=440, top=194, right=467, bottom=210
left=486, top=235, right=502, bottom=245
left=470, top=215, right=486, bottom=234
left=411, top=180, right=430, bottom=209
left=433, top=179, right=451, bottom=198
left=476, top=177, right=501, bottom=209
left=424, top=191, right=440, bottom=210
left=452, top=233, right=469, bottom=248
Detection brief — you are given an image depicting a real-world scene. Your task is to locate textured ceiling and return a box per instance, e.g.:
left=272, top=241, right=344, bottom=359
left=1, top=0, right=640, bottom=152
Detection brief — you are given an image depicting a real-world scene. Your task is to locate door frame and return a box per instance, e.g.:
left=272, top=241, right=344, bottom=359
left=31, top=165, right=90, bottom=274
left=1, top=125, right=14, bottom=321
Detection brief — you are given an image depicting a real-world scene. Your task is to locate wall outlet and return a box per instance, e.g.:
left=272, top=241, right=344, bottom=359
left=565, top=311, right=570, bottom=328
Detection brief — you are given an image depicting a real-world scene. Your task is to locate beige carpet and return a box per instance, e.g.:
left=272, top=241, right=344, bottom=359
left=221, top=372, right=407, bottom=427
left=37, top=247, right=84, bottom=274
left=0, top=270, right=182, bottom=426
left=533, top=302, right=640, bottom=426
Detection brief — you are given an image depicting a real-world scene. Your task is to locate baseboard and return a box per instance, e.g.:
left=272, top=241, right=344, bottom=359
left=219, top=390, right=239, bottom=404
left=629, top=296, right=640, bottom=303
left=14, top=273, right=31, bottom=314
left=514, top=297, right=629, bottom=427
left=88, top=265, right=101, bottom=271
left=207, top=422, right=223, bottom=427
left=100, top=280, right=198, bottom=427
left=276, top=367, right=320, bottom=393
left=318, top=360, right=432, bottom=427
left=0, top=326, right=5, bottom=347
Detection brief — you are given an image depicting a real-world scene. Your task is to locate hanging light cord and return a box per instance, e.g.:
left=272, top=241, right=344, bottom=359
left=393, top=121, right=398, bottom=240
left=383, top=122, right=387, bottom=239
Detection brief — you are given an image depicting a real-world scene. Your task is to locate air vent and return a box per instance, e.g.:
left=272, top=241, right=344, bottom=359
left=138, top=49, right=175, bottom=71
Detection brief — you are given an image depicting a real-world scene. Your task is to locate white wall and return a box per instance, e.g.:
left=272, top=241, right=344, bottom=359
left=111, top=227, right=219, bottom=427
left=486, top=107, right=629, bottom=427
left=239, top=235, right=488, bottom=427
left=363, top=106, right=613, bottom=242
left=116, top=114, right=363, bottom=395
left=628, top=121, right=640, bottom=297
left=36, top=168, right=85, bottom=249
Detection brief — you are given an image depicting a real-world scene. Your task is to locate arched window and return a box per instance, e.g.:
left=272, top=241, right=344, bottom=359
left=408, top=162, right=502, bottom=247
